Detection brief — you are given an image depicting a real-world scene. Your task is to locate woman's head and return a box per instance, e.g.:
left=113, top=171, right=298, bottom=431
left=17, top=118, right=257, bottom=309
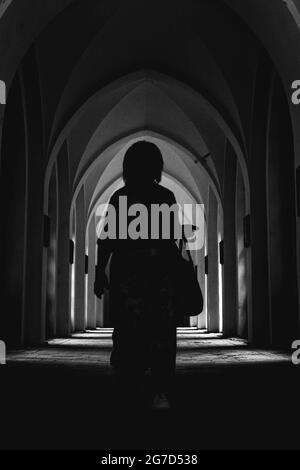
left=123, top=141, right=164, bottom=185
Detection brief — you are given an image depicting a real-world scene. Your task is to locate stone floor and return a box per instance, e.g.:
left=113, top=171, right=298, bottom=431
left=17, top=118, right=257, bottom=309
left=1, top=329, right=299, bottom=450
left=6, top=328, right=291, bottom=370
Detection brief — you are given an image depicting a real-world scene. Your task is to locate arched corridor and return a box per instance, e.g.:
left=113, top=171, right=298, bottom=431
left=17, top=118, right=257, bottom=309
left=65, top=130, right=224, bottom=334
left=0, top=0, right=300, bottom=450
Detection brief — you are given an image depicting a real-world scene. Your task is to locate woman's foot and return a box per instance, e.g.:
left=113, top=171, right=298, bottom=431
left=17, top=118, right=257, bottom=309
left=113, top=372, right=148, bottom=410
left=151, top=392, right=171, bottom=410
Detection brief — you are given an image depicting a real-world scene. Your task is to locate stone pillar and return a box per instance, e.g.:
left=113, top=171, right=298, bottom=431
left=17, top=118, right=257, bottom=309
left=223, top=143, right=238, bottom=337
left=74, top=187, right=86, bottom=331
left=69, top=210, right=76, bottom=332
left=21, top=47, right=46, bottom=345
left=248, top=54, right=272, bottom=346
left=236, top=164, right=248, bottom=338
left=0, top=73, right=27, bottom=346
left=197, top=247, right=206, bottom=329
left=87, top=215, right=97, bottom=329
left=207, top=188, right=219, bottom=332
left=45, top=166, right=58, bottom=339
left=56, top=142, right=71, bottom=337
left=266, top=74, right=299, bottom=346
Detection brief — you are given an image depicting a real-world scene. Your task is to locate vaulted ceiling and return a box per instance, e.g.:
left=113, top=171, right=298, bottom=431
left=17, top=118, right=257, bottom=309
left=1, top=0, right=300, bottom=208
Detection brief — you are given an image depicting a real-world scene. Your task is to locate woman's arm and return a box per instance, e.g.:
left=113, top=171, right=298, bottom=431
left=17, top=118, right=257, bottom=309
left=94, top=193, right=119, bottom=298
left=94, top=239, right=112, bottom=299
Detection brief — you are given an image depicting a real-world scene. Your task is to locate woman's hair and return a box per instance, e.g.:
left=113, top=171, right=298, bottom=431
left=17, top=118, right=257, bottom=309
left=123, top=141, right=164, bottom=184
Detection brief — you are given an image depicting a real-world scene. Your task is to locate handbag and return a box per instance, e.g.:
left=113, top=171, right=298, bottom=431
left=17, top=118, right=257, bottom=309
left=174, top=236, right=204, bottom=317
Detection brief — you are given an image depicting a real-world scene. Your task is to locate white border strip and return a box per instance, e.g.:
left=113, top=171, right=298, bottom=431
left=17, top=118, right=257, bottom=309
left=0, top=0, right=13, bottom=20
left=283, top=0, right=300, bottom=30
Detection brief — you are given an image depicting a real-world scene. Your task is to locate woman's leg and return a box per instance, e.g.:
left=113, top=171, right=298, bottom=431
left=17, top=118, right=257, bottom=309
left=110, top=323, right=150, bottom=408
left=150, top=324, right=177, bottom=397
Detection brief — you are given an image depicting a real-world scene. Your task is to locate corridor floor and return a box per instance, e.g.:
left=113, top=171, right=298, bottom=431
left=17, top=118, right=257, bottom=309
left=5, top=328, right=291, bottom=370
left=1, top=329, right=299, bottom=450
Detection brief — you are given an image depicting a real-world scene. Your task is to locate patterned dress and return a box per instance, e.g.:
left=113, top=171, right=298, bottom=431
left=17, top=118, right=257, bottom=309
left=96, top=183, right=181, bottom=392
left=109, top=247, right=179, bottom=390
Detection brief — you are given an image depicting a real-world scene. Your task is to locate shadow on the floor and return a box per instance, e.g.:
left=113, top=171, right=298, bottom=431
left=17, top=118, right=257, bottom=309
left=0, top=332, right=299, bottom=450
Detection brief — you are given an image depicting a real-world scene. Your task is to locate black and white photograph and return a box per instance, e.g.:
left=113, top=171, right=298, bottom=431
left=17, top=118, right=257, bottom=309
left=0, top=0, right=300, bottom=454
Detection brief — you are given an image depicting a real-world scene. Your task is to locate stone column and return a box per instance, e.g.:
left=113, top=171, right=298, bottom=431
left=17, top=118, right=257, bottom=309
left=207, top=188, right=219, bottom=332
left=45, top=166, right=58, bottom=339
left=0, top=74, right=27, bottom=346
left=197, top=247, right=206, bottom=329
left=247, top=54, right=272, bottom=345
left=236, top=164, right=248, bottom=338
left=87, top=215, right=97, bottom=329
left=223, top=143, right=238, bottom=337
left=266, top=73, right=299, bottom=346
left=56, top=142, right=71, bottom=337
left=74, top=186, right=86, bottom=331
left=21, top=48, right=46, bottom=345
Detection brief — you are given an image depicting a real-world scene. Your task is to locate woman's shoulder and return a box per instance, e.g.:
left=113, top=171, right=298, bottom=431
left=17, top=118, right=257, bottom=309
left=109, top=187, right=127, bottom=204
left=156, top=184, right=177, bottom=204
left=110, top=184, right=176, bottom=205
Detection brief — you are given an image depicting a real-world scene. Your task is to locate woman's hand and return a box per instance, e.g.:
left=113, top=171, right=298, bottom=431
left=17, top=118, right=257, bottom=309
left=94, top=269, right=109, bottom=299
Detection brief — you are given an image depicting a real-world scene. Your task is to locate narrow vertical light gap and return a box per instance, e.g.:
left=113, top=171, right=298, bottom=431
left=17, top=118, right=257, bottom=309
left=85, top=274, right=88, bottom=329
left=70, top=237, right=75, bottom=332
left=205, top=255, right=208, bottom=330
left=218, top=232, right=223, bottom=333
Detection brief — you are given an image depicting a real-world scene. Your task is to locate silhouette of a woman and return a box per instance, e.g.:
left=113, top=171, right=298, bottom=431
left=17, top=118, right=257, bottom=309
left=94, top=141, right=181, bottom=409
